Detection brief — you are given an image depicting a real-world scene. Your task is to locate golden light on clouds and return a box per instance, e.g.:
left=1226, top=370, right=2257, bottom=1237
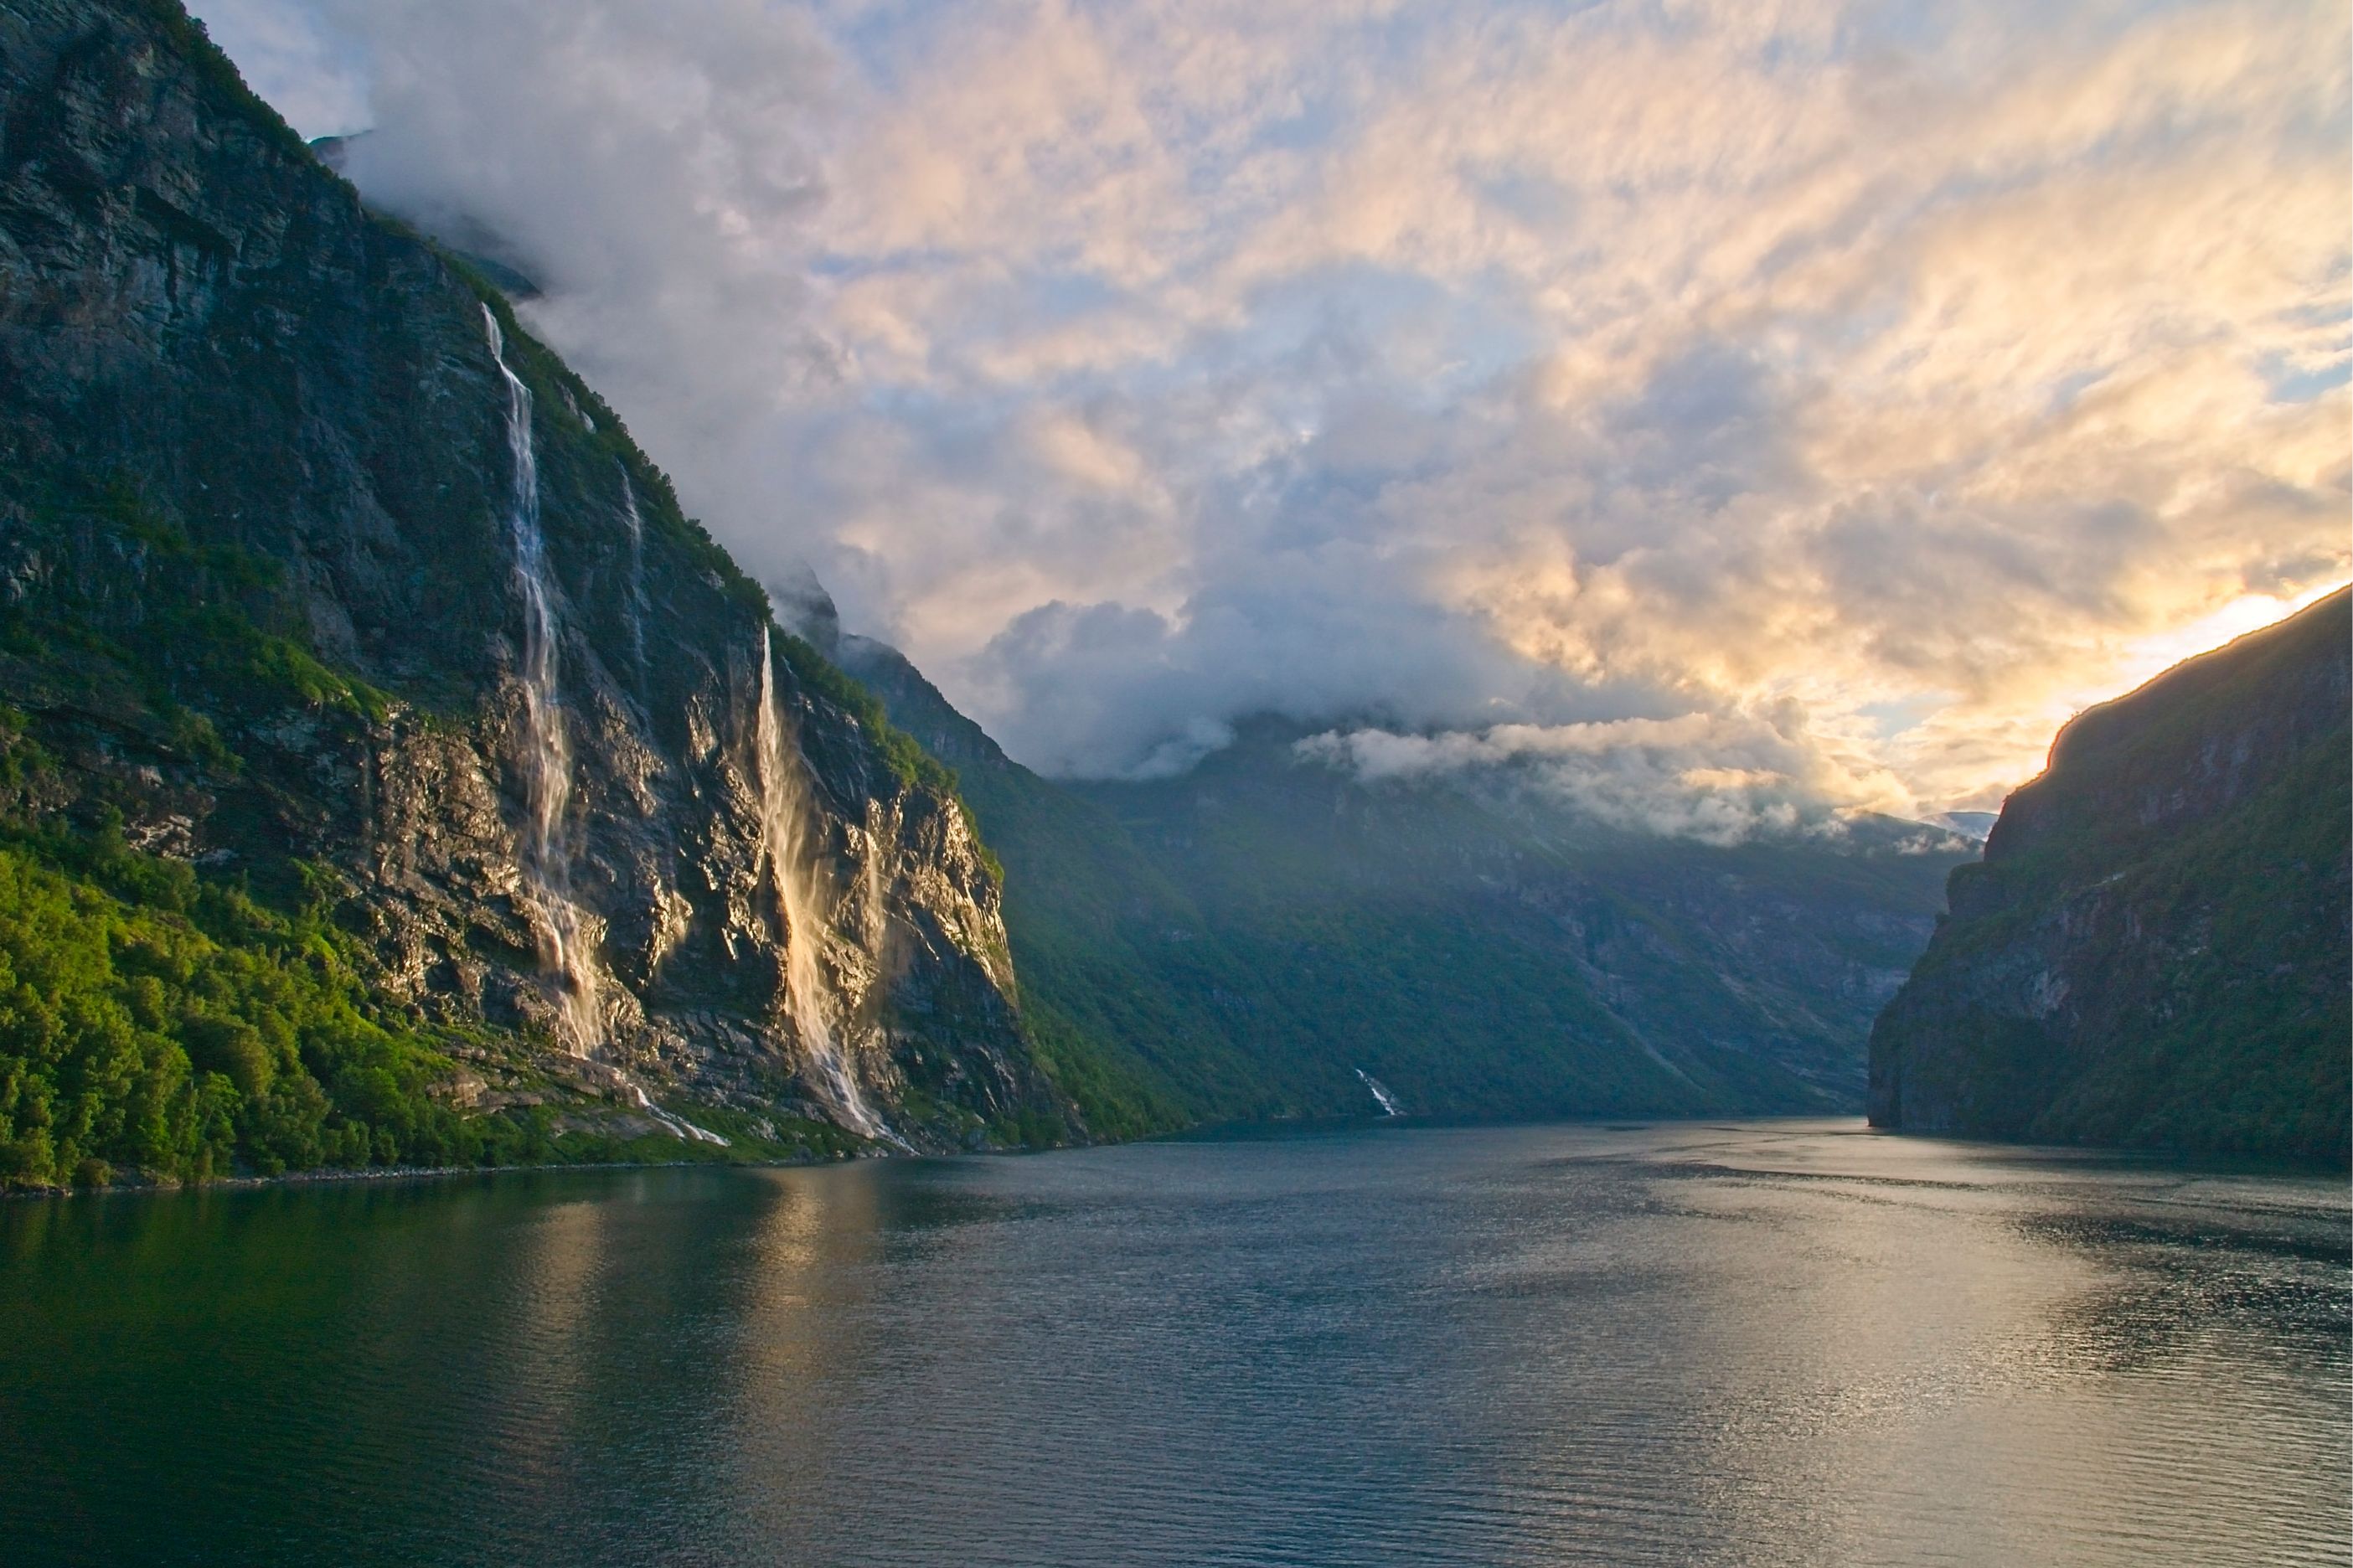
left=207, top=0, right=2351, bottom=823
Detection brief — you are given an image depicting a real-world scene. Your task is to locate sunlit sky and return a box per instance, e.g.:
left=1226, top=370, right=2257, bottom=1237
left=194, top=0, right=2349, bottom=827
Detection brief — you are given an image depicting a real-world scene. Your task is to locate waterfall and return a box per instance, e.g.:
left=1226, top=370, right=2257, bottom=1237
left=623, top=1079, right=730, bottom=1146
left=755, top=627, right=900, bottom=1147
left=483, top=306, right=600, bottom=1056
left=1356, top=1069, right=1401, bottom=1117
left=479, top=312, right=728, bottom=1148
left=617, top=469, right=650, bottom=685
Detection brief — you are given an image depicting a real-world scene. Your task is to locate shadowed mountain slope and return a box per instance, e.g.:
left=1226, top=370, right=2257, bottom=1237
left=843, top=636, right=1973, bottom=1130
left=1870, top=589, right=2350, bottom=1160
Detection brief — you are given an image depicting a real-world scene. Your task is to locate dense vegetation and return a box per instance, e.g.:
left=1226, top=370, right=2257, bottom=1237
left=0, top=807, right=558, bottom=1189
left=0, top=694, right=865, bottom=1190
left=1870, top=589, right=2350, bottom=1161
left=0, top=640, right=555, bottom=1189
left=0, top=477, right=542, bottom=1185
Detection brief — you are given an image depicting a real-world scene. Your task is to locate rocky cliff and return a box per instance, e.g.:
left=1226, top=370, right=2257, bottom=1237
left=1868, top=589, right=2350, bottom=1160
left=0, top=0, right=1066, bottom=1184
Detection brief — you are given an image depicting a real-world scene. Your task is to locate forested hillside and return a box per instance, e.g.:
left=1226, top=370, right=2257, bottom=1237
left=0, top=0, right=1068, bottom=1186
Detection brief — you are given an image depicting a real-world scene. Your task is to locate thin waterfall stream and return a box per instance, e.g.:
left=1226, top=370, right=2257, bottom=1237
left=756, top=627, right=903, bottom=1148
left=482, top=309, right=724, bottom=1146
left=483, top=306, right=600, bottom=1056
left=617, top=468, right=650, bottom=686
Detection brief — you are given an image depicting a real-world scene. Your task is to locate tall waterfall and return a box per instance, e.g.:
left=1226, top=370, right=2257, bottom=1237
left=483, top=307, right=600, bottom=1055
left=1355, top=1069, right=1401, bottom=1117
left=755, top=627, right=895, bottom=1144
left=617, top=468, right=649, bottom=684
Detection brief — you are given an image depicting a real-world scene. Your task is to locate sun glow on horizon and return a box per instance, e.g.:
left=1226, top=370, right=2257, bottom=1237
left=194, top=0, right=2352, bottom=833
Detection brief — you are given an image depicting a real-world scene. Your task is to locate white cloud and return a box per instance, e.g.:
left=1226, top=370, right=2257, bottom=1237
left=199, top=0, right=2352, bottom=823
left=1296, top=709, right=1911, bottom=846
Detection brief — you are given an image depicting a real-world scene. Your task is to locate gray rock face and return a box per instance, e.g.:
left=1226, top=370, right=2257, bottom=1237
left=1867, top=589, right=2350, bottom=1159
left=0, top=0, right=1063, bottom=1148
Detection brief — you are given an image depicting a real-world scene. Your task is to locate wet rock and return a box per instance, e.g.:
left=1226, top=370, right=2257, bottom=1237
left=0, top=0, right=1072, bottom=1153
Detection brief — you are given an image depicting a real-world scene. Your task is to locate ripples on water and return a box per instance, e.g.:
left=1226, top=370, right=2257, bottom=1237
left=0, top=1120, right=2343, bottom=1566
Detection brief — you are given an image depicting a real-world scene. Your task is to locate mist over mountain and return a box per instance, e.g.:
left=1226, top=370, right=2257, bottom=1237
left=838, top=623, right=1975, bottom=1131
left=0, top=0, right=1067, bottom=1186
left=190, top=0, right=2352, bottom=822
left=0, top=0, right=1975, bottom=1193
left=0, top=0, right=2340, bottom=1195
left=1923, top=812, right=2000, bottom=842
left=0, top=10, right=2344, bottom=1567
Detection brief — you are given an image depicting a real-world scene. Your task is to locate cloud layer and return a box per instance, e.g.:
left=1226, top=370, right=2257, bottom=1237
left=197, top=0, right=2351, bottom=822
left=1297, top=710, right=1912, bottom=847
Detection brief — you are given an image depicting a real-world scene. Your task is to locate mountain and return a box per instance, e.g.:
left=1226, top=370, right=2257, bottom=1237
left=0, top=0, right=1070, bottom=1189
left=837, top=635, right=1268, bottom=1137
left=1924, top=812, right=1998, bottom=841
left=307, top=131, right=544, bottom=300
left=839, top=635, right=1977, bottom=1131
left=1869, top=589, right=2350, bottom=1161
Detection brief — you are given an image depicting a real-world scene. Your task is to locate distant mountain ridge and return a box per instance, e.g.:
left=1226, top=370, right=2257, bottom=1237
left=838, top=631, right=1977, bottom=1131
left=1923, top=812, right=1998, bottom=842
left=1869, top=589, right=2351, bottom=1160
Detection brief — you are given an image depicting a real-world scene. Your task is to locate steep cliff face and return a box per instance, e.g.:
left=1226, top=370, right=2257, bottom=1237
left=1869, top=590, right=2350, bottom=1160
left=0, top=0, right=1063, bottom=1177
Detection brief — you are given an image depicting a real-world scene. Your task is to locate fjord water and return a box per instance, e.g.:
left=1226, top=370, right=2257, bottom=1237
left=2, top=1122, right=2343, bottom=1567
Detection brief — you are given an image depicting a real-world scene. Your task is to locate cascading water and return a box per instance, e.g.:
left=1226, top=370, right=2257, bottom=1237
left=484, top=311, right=726, bottom=1148
left=755, top=627, right=900, bottom=1147
left=624, top=1080, right=729, bottom=1145
left=617, top=468, right=649, bottom=685
left=1356, top=1069, right=1401, bottom=1117
left=483, top=306, right=601, bottom=1056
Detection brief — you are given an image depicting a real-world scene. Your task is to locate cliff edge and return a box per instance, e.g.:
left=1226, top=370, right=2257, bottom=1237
left=0, top=0, right=1067, bottom=1184
left=1868, top=589, right=2350, bottom=1160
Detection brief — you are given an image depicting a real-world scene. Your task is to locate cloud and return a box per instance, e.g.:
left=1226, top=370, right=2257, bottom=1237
left=198, top=0, right=2351, bottom=823
left=1296, top=709, right=1912, bottom=846
left=302, top=0, right=844, bottom=530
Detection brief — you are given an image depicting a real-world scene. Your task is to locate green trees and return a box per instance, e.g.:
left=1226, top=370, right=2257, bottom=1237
left=0, top=823, right=552, bottom=1190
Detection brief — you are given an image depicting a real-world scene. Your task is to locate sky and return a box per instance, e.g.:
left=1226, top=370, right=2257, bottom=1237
left=192, top=0, right=2350, bottom=832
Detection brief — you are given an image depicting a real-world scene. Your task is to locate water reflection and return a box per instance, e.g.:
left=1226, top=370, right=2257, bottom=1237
left=0, top=1123, right=2342, bottom=1568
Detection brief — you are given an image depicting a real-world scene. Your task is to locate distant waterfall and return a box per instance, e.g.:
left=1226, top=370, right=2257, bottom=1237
left=1356, top=1069, right=1401, bottom=1117
left=622, top=1078, right=729, bottom=1146
left=483, top=307, right=600, bottom=1055
left=755, top=627, right=898, bottom=1146
left=617, top=469, right=649, bottom=684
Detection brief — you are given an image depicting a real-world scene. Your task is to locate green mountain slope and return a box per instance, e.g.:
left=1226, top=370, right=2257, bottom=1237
left=0, top=0, right=1065, bottom=1188
left=842, top=637, right=1974, bottom=1130
left=1869, top=588, right=2351, bottom=1160
left=838, top=637, right=1264, bottom=1136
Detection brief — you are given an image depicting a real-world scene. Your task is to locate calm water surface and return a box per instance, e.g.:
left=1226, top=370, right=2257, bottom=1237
left=2, top=1119, right=2345, bottom=1566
